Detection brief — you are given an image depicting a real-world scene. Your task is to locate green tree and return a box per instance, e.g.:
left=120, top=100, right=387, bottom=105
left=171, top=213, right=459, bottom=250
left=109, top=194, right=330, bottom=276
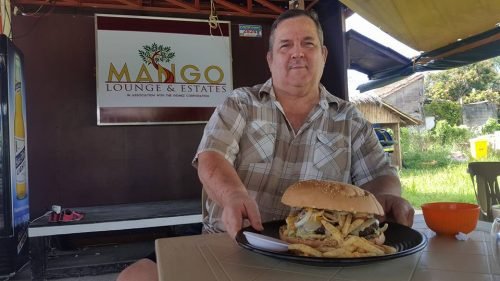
left=425, top=59, right=499, bottom=102
left=433, top=120, right=472, bottom=145
left=481, top=118, right=500, bottom=134
left=491, top=56, right=500, bottom=72
left=462, top=88, right=500, bottom=105
left=424, top=58, right=500, bottom=125
left=490, top=56, right=500, bottom=90
left=424, top=100, right=462, bottom=126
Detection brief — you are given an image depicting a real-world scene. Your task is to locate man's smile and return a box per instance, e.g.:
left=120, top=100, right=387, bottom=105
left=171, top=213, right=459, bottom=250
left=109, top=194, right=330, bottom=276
left=289, top=64, right=307, bottom=69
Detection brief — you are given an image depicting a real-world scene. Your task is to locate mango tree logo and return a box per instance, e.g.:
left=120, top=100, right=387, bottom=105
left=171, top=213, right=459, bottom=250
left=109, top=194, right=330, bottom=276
left=139, top=43, right=175, bottom=83
left=107, top=42, right=225, bottom=85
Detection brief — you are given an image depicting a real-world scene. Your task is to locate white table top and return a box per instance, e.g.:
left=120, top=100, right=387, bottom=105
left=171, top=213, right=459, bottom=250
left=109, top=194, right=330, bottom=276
left=156, top=214, right=499, bottom=281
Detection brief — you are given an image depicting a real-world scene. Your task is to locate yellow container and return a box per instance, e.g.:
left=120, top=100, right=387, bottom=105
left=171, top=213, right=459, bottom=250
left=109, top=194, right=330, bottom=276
left=470, top=138, right=488, bottom=159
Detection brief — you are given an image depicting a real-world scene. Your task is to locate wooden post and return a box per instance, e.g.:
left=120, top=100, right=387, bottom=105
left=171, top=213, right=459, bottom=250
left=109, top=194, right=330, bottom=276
left=315, top=0, right=348, bottom=100
left=389, top=123, right=402, bottom=169
left=0, top=0, right=12, bottom=38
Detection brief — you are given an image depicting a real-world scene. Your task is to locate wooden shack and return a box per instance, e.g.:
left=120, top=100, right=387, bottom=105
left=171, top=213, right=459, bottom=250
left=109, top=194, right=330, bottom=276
left=372, top=74, right=425, bottom=122
left=350, top=94, right=422, bottom=169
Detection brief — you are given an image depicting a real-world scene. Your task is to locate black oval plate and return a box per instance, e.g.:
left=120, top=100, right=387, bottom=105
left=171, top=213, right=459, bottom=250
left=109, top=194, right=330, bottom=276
left=235, top=220, right=427, bottom=266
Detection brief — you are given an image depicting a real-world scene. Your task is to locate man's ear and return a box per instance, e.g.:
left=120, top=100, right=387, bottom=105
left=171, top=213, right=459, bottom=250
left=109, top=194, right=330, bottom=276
left=322, top=46, right=328, bottom=62
left=266, top=51, right=272, bottom=68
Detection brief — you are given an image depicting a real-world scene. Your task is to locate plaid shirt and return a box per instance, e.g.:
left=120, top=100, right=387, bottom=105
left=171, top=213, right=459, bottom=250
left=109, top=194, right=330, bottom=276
left=193, top=79, right=396, bottom=232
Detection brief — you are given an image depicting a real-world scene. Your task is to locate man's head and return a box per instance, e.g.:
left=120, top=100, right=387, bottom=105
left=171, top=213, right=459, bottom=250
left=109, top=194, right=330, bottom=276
left=268, top=9, right=324, bottom=52
left=266, top=9, right=328, bottom=93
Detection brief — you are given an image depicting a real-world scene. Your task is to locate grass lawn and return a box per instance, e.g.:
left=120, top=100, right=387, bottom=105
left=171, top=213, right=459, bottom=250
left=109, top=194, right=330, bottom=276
left=395, top=122, right=500, bottom=210
left=400, top=162, right=476, bottom=210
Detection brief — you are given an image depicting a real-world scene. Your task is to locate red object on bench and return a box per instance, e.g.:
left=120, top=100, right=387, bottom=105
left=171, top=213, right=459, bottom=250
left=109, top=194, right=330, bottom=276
left=48, top=209, right=85, bottom=223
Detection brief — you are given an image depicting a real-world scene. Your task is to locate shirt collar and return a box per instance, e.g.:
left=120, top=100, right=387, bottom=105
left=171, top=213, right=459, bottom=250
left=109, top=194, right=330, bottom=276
left=258, top=79, right=274, bottom=99
left=259, top=78, right=341, bottom=109
left=319, top=83, right=342, bottom=110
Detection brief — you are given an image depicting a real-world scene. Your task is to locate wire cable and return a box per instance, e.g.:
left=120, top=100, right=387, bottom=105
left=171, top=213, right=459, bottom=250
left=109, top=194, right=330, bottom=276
left=12, top=0, right=46, bottom=17
left=30, top=210, right=52, bottom=224
left=11, top=0, right=57, bottom=39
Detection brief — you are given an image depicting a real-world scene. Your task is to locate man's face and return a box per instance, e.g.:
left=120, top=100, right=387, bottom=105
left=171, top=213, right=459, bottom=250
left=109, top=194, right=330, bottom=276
left=267, top=16, right=327, bottom=90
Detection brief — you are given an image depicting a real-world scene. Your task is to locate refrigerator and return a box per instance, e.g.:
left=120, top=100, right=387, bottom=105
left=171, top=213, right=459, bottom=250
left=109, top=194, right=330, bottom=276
left=0, top=34, right=30, bottom=278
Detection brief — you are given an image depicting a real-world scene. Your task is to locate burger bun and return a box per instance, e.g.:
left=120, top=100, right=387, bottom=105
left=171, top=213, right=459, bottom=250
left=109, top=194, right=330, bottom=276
left=281, top=180, right=384, bottom=216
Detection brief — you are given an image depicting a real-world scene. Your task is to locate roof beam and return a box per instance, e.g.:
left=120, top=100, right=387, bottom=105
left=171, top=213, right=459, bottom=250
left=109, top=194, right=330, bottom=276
left=114, top=0, right=140, bottom=7
left=163, top=0, right=197, bottom=11
left=253, top=0, right=283, bottom=14
left=13, top=0, right=318, bottom=18
left=213, top=0, right=251, bottom=15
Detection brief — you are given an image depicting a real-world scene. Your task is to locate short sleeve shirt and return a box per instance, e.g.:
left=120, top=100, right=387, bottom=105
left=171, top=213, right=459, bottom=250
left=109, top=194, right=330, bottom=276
left=193, top=79, right=396, bottom=232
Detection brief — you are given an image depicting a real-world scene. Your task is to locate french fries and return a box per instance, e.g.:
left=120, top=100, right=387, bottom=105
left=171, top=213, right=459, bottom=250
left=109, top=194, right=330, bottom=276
left=288, top=243, right=322, bottom=257
left=288, top=220, right=397, bottom=258
left=347, top=219, right=364, bottom=234
left=350, top=236, right=384, bottom=255
left=321, top=220, right=343, bottom=245
left=341, top=214, right=352, bottom=236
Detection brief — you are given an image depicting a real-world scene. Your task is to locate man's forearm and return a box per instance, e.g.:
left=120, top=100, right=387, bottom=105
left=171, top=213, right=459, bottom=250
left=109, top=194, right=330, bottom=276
left=198, top=151, right=247, bottom=206
left=361, top=175, right=402, bottom=197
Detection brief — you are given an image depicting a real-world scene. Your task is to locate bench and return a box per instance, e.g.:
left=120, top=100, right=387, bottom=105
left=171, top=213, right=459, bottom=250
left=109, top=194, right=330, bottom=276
left=28, top=199, right=202, bottom=280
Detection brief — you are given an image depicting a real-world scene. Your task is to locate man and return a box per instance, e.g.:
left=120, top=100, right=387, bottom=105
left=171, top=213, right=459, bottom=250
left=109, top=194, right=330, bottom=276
left=117, top=8, right=413, bottom=281
left=195, top=9, right=414, bottom=239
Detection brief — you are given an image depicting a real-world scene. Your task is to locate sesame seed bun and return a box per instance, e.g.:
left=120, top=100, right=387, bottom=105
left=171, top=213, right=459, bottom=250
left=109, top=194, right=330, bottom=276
left=281, top=179, right=384, bottom=216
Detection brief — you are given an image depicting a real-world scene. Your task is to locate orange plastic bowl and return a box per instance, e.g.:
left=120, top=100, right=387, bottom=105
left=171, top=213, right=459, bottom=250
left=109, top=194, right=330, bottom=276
left=421, top=202, right=480, bottom=235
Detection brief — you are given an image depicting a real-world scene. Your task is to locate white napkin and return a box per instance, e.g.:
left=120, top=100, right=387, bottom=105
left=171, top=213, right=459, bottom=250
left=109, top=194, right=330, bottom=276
left=455, top=232, right=469, bottom=241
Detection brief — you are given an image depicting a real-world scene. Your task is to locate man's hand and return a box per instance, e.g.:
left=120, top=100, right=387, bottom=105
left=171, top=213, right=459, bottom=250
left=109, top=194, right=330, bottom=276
left=361, top=175, right=414, bottom=227
left=197, top=151, right=264, bottom=238
left=375, top=194, right=414, bottom=227
left=221, top=191, right=264, bottom=238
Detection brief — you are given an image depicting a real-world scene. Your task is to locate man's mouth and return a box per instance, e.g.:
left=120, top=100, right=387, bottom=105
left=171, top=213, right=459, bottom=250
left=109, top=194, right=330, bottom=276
left=289, top=64, right=307, bottom=69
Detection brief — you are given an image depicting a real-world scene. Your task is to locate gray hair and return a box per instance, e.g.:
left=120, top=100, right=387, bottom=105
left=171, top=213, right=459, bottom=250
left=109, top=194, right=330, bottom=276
left=268, top=9, right=324, bottom=52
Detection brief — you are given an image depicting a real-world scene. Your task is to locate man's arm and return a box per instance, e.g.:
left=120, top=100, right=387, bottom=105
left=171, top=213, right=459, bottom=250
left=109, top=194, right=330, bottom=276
left=361, top=174, right=401, bottom=196
left=197, top=151, right=263, bottom=238
left=361, top=175, right=414, bottom=227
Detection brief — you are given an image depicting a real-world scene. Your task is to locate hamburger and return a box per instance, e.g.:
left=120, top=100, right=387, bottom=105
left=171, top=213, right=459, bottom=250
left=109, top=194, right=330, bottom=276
left=279, top=179, right=388, bottom=248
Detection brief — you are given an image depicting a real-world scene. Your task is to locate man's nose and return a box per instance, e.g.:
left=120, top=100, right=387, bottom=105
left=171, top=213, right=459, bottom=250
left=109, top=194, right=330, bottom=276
left=291, top=51, right=304, bottom=59
left=291, top=46, right=305, bottom=59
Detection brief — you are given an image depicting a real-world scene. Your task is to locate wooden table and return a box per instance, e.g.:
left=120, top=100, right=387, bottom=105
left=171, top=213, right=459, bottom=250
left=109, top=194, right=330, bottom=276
left=156, top=214, right=499, bottom=281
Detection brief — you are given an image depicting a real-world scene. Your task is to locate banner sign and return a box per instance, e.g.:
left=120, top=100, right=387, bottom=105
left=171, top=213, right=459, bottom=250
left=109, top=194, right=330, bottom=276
left=238, top=24, right=262, bottom=37
left=95, top=15, right=233, bottom=125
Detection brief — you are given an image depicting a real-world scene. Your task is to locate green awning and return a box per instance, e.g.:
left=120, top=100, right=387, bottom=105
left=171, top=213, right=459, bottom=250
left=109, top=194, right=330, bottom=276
left=356, top=25, right=500, bottom=92
left=339, top=0, right=500, bottom=52
left=339, top=0, right=500, bottom=92
left=347, top=29, right=411, bottom=79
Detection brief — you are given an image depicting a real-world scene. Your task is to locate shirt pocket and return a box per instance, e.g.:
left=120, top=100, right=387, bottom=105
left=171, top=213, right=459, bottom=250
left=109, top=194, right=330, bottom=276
left=313, top=132, right=349, bottom=181
left=241, top=122, right=277, bottom=163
